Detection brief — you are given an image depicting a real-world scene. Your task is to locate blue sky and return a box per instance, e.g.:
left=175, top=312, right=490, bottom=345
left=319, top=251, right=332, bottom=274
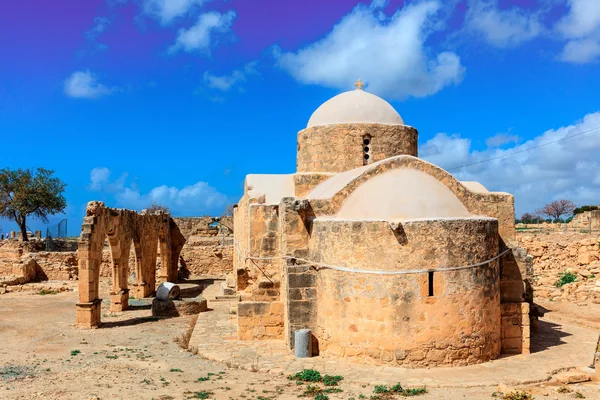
left=1, top=0, right=600, bottom=235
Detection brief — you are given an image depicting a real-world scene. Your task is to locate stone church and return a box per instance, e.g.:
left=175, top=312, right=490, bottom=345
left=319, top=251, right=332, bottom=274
left=232, top=81, right=531, bottom=367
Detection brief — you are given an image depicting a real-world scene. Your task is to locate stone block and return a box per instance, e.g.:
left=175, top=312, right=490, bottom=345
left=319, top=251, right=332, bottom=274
left=151, top=297, right=207, bottom=318
left=288, top=273, right=316, bottom=288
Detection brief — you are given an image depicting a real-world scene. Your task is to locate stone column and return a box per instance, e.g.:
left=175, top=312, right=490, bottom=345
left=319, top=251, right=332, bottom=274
left=76, top=212, right=103, bottom=329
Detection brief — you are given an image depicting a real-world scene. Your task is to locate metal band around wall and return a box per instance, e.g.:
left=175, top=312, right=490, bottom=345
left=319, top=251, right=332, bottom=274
left=234, top=240, right=513, bottom=276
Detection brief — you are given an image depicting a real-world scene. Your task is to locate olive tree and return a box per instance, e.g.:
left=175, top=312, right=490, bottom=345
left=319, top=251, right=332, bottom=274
left=0, top=168, right=66, bottom=241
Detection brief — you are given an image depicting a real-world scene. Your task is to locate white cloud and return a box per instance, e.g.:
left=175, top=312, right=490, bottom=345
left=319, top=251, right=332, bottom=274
left=556, top=0, right=600, bottom=39
left=465, top=1, right=543, bottom=48
left=168, top=10, right=236, bottom=54
left=274, top=1, right=465, bottom=100
left=419, top=111, right=600, bottom=215
left=560, top=38, right=600, bottom=63
left=88, top=168, right=229, bottom=215
left=203, top=61, right=258, bottom=91
left=143, top=0, right=207, bottom=25
left=86, top=17, right=111, bottom=41
left=556, top=0, right=600, bottom=63
left=64, top=70, right=114, bottom=99
left=485, top=131, right=520, bottom=148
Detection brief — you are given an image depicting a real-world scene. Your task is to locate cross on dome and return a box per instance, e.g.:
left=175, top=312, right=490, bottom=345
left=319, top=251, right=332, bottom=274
left=354, top=79, right=365, bottom=90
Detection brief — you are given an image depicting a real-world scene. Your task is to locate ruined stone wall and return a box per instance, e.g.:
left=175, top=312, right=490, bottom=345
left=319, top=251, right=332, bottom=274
left=77, top=202, right=185, bottom=328
left=518, top=232, right=600, bottom=302
left=172, top=217, right=233, bottom=277
left=309, top=218, right=501, bottom=367
left=297, top=124, right=418, bottom=173
left=0, top=241, right=77, bottom=282
left=569, top=210, right=600, bottom=230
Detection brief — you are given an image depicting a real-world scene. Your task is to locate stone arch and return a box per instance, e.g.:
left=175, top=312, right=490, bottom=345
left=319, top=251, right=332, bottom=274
left=308, top=155, right=515, bottom=241
left=76, top=202, right=185, bottom=328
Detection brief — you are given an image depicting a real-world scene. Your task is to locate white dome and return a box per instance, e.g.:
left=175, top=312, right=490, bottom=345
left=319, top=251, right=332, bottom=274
left=307, top=89, right=404, bottom=128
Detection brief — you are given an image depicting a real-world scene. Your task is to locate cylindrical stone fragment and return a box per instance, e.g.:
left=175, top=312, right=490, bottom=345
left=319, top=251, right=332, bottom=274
left=156, top=282, right=180, bottom=301
left=294, top=329, right=312, bottom=358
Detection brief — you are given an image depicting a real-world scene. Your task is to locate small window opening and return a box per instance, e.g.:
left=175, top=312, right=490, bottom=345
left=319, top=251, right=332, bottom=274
left=428, top=271, right=434, bottom=297
left=362, top=135, right=372, bottom=165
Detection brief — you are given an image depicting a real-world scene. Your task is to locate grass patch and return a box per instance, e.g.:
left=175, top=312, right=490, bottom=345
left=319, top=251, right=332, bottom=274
left=38, top=289, right=58, bottom=295
left=555, top=271, right=577, bottom=287
left=188, top=391, right=212, bottom=399
left=493, top=391, right=533, bottom=400
left=70, top=349, right=81, bottom=356
left=170, top=368, right=183, bottom=373
left=372, top=383, right=427, bottom=397
left=0, top=366, right=32, bottom=381
left=106, top=355, right=118, bottom=359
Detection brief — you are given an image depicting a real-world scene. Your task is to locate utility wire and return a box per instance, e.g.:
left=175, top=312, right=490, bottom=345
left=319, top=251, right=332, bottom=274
left=446, top=125, right=600, bottom=172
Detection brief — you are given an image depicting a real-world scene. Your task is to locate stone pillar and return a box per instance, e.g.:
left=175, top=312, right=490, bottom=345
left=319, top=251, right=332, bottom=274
left=77, top=234, right=102, bottom=328
left=34, top=230, right=42, bottom=239
left=278, top=197, right=317, bottom=351
left=76, top=202, right=105, bottom=329
left=10, top=231, right=15, bottom=239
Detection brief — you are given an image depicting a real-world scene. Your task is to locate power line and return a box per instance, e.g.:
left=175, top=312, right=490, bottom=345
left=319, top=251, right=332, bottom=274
left=446, top=125, right=600, bottom=172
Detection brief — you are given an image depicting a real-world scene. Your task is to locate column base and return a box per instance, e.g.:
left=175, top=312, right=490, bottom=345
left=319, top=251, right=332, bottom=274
left=76, top=299, right=102, bottom=329
left=132, top=282, right=153, bottom=298
left=109, top=289, right=130, bottom=312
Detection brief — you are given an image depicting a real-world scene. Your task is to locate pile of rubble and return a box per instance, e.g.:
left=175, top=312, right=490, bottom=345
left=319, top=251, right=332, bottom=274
left=517, top=233, right=600, bottom=303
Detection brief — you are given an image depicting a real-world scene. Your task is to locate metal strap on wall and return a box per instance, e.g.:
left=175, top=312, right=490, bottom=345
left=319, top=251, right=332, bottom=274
left=234, top=240, right=512, bottom=276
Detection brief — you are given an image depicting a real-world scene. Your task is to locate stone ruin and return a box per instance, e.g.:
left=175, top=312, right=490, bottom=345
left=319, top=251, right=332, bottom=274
left=232, top=84, right=534, bottom=367
left=76, top=201, right=186, bottom=328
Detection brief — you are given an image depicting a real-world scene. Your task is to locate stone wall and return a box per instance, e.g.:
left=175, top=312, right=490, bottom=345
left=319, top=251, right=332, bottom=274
left=237, top=301, right=284, bottom=340
left=518, top=232, right=600, bottom=302
left=173, top=217, right=233, bottom=278
left=309, top=218, right=502, bottom=367
left=501, top=302, right=530, bottom=354
left=297, top=124, right=418, bottom=173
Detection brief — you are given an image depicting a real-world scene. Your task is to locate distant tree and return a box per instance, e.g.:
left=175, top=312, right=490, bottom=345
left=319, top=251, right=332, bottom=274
left=573, top=205, right=599, bottom=215
left=540, top=200, right=576, bottom=222
left=520, top=212, right=536, bottom=223
left=146, top=202, right=170, bottom=214
left=223, top=204, right=235, bottom=217
left=0, top=168, right=66, bottom=241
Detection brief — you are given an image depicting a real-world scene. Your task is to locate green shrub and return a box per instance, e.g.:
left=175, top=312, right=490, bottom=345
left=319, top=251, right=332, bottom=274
left=373, top=386, right=389, bottom=394
left=288, top=369, right=322, bottom=382
left=501, top=391, right=533, bottom=400
left=322, top=375, right=343, bottom=386
left=555, top=271, right=577, bottom=287
left=314, top=394, right=328, bottom=400
left=189, top=391, right=212, bottom=399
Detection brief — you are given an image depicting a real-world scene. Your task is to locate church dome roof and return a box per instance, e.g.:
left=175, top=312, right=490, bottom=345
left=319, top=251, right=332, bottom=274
left=307, top=82, right=404, bottom=128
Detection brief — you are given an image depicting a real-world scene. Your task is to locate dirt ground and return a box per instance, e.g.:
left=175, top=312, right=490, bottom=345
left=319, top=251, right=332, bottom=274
left=1, top=281, right=599, bottom=400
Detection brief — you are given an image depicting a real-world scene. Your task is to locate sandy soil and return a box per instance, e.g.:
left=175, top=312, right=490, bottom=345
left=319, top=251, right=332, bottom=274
left=1, top=281, right=599, bottom=400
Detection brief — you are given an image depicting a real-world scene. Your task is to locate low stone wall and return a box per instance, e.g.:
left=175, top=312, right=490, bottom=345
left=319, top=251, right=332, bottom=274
left=517, top=233, right=600, bottom=302
left=237, top=301, right=284, bottom=340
